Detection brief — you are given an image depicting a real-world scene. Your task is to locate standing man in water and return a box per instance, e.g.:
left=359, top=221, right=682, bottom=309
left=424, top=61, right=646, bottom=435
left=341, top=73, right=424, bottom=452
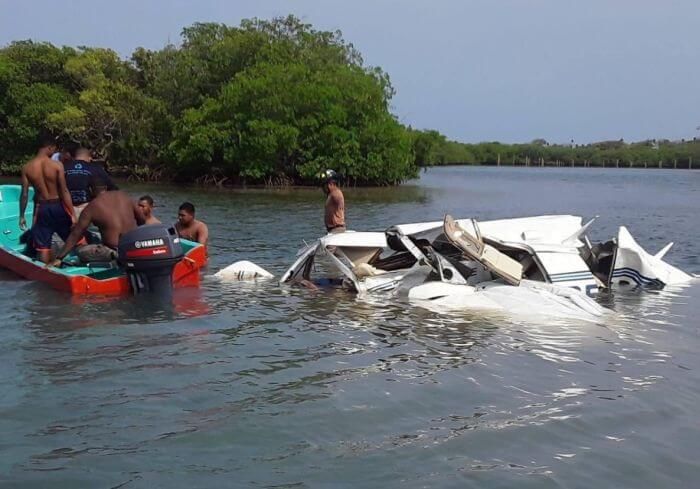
left=321, top=169, right=345, bottom=233
left=19, top=135, right=74, bottom=263
left=175, top=202, right=209, bottom=245
left=138, top=195, right=161, bottom=224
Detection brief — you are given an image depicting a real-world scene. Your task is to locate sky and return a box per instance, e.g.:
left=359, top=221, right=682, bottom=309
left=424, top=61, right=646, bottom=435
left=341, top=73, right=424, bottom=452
left=1, top=0, right=699, bottom=144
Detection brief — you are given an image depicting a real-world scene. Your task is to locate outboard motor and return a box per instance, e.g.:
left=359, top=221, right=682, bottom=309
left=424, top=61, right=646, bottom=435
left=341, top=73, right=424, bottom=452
left=118, top=224, right=184, bottom=296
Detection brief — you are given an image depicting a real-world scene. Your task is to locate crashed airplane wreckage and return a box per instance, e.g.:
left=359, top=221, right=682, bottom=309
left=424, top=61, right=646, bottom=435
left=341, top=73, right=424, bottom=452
left=217, top=214, right=694, bottom=320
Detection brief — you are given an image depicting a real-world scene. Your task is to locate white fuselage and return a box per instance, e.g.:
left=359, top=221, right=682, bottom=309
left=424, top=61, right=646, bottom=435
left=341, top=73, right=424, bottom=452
left=220, top=213, right=693, bottom=320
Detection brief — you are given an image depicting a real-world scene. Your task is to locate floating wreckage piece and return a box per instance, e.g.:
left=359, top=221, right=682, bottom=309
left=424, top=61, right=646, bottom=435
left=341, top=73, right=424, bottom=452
left=215, top=260, right=274, bottom=281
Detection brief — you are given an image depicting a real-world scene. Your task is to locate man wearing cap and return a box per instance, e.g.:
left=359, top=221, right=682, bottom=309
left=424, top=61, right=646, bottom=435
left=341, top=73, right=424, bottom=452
left=321, top=169, right=345, bottom=234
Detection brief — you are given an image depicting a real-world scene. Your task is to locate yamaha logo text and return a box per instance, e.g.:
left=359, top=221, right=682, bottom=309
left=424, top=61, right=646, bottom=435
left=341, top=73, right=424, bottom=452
left=134, top=238, right=165, bottom=249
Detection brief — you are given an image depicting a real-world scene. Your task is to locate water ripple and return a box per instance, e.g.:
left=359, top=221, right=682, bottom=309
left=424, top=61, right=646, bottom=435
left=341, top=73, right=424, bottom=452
left=1, top=168, right=699, bottom=487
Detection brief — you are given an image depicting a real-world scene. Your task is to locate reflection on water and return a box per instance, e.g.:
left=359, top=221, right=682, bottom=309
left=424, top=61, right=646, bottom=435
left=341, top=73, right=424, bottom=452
left=1, top=167, right=699, bottom=488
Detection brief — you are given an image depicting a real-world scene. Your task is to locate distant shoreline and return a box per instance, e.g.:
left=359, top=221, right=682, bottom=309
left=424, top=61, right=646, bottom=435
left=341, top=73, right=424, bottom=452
left=425, top=161, right=697, bottom=170
left=2, top=163, right=697, bottom=196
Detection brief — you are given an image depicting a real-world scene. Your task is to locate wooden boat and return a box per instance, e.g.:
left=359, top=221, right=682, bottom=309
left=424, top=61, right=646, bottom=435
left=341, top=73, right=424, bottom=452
left=0, top=184, right=207, bottom=295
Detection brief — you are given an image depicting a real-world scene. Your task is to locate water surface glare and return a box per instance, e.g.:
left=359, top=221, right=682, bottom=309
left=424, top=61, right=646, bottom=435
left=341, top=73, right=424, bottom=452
left=1, top=167, right=699, bottom=488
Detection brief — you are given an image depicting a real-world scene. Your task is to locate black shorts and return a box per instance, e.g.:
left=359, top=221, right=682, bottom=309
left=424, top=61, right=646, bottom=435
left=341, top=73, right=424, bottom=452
left=326, top=225, right=346, bottom=234
left=32, top=200, right=72, bottom=251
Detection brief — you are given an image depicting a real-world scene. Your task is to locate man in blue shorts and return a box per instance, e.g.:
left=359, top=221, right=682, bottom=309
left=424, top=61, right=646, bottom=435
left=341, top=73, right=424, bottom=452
left=19, top=135, right=75, bottom=263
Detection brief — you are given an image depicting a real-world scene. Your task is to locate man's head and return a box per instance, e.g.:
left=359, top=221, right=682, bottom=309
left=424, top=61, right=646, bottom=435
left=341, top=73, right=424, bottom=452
left=138, top=195, right=155, bottom=217
left=75, top=147, right=92, bottom=162
left=59, top=152, right=71, bottom=165
left=64, top=142, right=78, bottom=158
left=88, top=175, right=109, bottom=199
left=178, top=202, right=195, bottom=226
left=319, top=169, right=339, bottom=195
left=58, top=144, right=74, bottom=164
left=37, top=134, right=57, bottom=156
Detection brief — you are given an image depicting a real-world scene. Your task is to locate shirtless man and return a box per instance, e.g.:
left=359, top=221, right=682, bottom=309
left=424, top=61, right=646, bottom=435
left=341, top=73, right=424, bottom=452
left=321, top=169, right=345, bottom=233
left=19, top=136, right=75, bottom=263
left=138, top=195, right=161, bottom=224
left=175, top=202, right=208, bottom=245
left=50, top=177, right=145, bottom=266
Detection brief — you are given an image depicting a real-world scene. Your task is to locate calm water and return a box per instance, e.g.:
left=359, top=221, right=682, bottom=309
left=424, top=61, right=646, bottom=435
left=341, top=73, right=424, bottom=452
left=1, top=167, right=699, bottom=488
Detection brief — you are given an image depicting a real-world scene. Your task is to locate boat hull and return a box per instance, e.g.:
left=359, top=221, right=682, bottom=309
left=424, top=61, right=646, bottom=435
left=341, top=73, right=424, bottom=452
left=0, top=239, right=206, bottom=295
left=0, top=184, right=207, bottom=295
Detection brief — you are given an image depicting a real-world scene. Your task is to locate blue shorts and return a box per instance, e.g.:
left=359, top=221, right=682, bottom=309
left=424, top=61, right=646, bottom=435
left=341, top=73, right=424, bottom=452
left=32, top=200, right=72, bottom=251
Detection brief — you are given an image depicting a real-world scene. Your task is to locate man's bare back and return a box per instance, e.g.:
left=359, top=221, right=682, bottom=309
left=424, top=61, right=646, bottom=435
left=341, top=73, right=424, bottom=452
left=20, top=152, right=73, bottom=230
left=82, top=191, right=142, bottom=248
left=53, top=190, right=145, bottom=264
left=23, top=155, right=60, bottom=199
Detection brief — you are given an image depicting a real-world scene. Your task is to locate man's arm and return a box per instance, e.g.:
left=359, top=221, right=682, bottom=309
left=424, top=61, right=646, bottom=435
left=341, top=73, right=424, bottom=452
left=55, top=162, right=74, bottom=221
left=51, top=208, right=91, bottom=264
left=196, top=222, right=209, bottom=246
left=19, top=168, right=29, bottom=230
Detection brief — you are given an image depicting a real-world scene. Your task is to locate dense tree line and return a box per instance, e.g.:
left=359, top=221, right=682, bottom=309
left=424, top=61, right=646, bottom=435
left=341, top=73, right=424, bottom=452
left=0, top=16, right=416, bottom=185
left=1, top=16, right=696, bottom=186
left=411, top=130, right=700, bottom=169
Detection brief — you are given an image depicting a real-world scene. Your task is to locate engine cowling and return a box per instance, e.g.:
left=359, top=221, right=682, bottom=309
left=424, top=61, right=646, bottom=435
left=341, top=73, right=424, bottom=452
left=118, top=224, right=184, bottom=295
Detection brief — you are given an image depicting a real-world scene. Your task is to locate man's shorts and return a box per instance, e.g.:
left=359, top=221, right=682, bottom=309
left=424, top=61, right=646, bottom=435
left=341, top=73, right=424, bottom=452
left=32, top=199, right=72, bottom=251
left=326, top=225, right=346, bottom=234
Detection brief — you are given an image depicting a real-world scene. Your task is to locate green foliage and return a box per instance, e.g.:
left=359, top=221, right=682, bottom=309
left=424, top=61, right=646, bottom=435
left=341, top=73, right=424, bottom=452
left=2, top=40, right=75, bottom=88
left=1, top=18, right=696, bottom=183
left=417, top=132, right=700, bottom=169
left=47, top=81, right=170, bottom=162
left=409, top=129, right=446, bottom=166
left=0, top=42, right=75, bottom=162
left=1, top=82, right=72, bottom=162
left=169, top=59, right=414, bottom=184
left=0, top=16, right=417, bottom=184
left=64, top=47, right=134, bottom=89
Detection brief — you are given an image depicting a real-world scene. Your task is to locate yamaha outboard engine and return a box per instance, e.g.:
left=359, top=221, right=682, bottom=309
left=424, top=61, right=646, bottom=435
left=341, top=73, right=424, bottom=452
left=118, top=224, right=184, bottom=296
